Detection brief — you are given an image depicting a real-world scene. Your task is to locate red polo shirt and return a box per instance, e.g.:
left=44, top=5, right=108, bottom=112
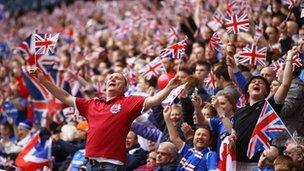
left=75, top=95, right=145, bottom=163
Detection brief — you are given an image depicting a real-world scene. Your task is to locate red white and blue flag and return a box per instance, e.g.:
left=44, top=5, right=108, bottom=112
left=217, top=135, right=237, bottom=171
left=16, top=132, right=52, bottom=171
left=139, top=57, right=166, bottom=80
left=162, top=83, right=187, bottom=107
left=204, top=71, right=217, bottom=96
left=224, top=13, right=250, bottom=34
left=270, top=58, right=285, bottom=73
left=18, top=34, right=68, bottom=126
left=34, top=33, right=59, bottom=55
left=209, top=32, right=222, bottom=51
left=160, top=38, right=188, bottom=59
left=247, top=101, right=287, bottom=159
left=282, top=0, right=297, bottom=9
left=254, top=20, right=264, bottom=40
left=238, top=44, right=267, bottom=66
left=227, top=0, right=248, bottom=16
left=291, top=54, right=302, bottom=69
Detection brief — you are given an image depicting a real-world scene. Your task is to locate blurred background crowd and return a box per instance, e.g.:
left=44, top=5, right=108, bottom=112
left=0, top=0, right=304, bottom=170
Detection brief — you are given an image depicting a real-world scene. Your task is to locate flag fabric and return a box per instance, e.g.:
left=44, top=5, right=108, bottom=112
left=301, top=3, right=304, bottom=18
left=165, top=26, right=179, bottom=44
left=282, top=0, right=297, bottom=9
left=236, top=93, right=247, bottom=109
left=209, top=32, right=222, bottom=51
left=160, top=38, right=188, bottom=59
left=18, top=34, right=68, bottom=126
left=34, top=33, right=59, bottom=55
left=213, top=10, right=224, bottom=25
left=114, top=23, right=130, bottom=40
left=246, top=101, right=287, bottom=159
left=204, top=71, right=217, bottom=96
left=217, top=135, right=236, bottom=171
left=270, top=58, right=285, bottom=73
left=291, top=54, right=302, bottom=69
left=238, top=44, right=267, bottom=66
left=254, top=20, right=264, bottom=40
left=124, top=66, right=137, bottom=85
left=224, top=13, right=250, bottom=34
left=16, top=132, right=52, bottom=171
left=227, top=0, right=248, bottom=16
left=139, top=57, right=166, bottom=80
left=162, top=83, right=187, bottom=107
left=62, top=107, right=83, bottom=122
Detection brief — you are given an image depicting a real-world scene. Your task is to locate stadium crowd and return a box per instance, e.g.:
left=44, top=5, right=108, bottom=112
left=0, top=0, right=304, bottom=170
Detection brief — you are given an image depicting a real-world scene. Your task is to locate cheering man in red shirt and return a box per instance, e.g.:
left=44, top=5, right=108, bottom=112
left=29, top=69, right=181, bottom=170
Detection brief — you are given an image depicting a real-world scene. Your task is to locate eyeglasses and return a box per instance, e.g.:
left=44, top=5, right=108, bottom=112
left=156, top=151, right=170, bottom=156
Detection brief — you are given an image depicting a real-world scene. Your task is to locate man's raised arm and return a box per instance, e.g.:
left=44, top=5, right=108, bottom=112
left=143, top=76, right=181, bottom=110
left=28, top=67, right=75, bottom=107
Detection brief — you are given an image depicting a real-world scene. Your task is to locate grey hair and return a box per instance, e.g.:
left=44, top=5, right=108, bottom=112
left=158, top=141, right=179, bottom=159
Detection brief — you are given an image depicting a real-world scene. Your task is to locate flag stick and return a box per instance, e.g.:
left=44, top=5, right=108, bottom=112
left=278, top=114, right=298, bottom=144
left=266, top=101, right=298, bottom=144
left=177, top=57, right=182, bottom=72
left=285, top=10, right=292, bottom=22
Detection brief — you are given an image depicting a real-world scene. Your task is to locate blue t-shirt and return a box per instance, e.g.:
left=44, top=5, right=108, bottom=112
left=209, top=117, right=231, bottom=152
left=70, top=149, right=86, bottom=171
left=177, top=143, right=218, bottom=171
left=2, top=98, right=27, bottom=125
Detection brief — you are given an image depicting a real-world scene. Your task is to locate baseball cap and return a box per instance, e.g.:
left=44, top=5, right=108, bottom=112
left=244, top=75, right=270, bottom=97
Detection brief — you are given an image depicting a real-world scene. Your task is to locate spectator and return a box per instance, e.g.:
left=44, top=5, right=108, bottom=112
left=163, top=106, right=218, bottom=170
left=126, top=131, right=149, bottom=171
left=28, top=69, right=181, bottom=170
left=233, top=48, right=295, bottom=170
left=273, top=155, right=295, bottom=171
left=155, top=142, right=179, bottom=171
left=284, top=142, right=304, bottom=171
left=134, top=151, right=157, bottom=171
left=252, top=146, right=280, bottom=171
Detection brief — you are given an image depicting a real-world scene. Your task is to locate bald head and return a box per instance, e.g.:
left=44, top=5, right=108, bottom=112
left=261, top=67, right=276, bottom=84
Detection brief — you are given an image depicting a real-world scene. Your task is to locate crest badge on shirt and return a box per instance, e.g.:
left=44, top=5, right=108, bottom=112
left=110, top=104, right=121, bottom=114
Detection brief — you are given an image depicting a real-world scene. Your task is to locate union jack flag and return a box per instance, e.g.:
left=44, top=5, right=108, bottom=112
left=270, top=58, right=285, bottom=73
left=224, top=13, right=250, bottom=34
left=213, top=10, right=224, bottom=25
left=124, top=66, right=137, bottom=85
left=247, top=101, right=287, bottom=159
left=291, top=54, right=302, bottom=69
left=160, top=38, right=188, bottom=59
left=209, top=32, right=222, bottom=51
left=16, top=132, right=52, bottom=170
left=238, top=44, right=267, bottom=66
left=114, top=23, right=130, bottom=40
left=162, top=83, right=187, bottom=107
left=139, top=57, right=166, bottom=80
left=34, top=33, right=59, bottom=55
left=165, top=26, right=179, bottom=44
left=236, top=93, right=247, bottom=109
left=204, top=71, right=217, bottom=96
left=282, top=0, right=297, bottom=9
left=18, top=35, right=68, bottom=126
left=254, top=20, right=264, bottom=40
left=227, top=0, right=248, bottom=16
left=217, top=135, right=237, bottom=171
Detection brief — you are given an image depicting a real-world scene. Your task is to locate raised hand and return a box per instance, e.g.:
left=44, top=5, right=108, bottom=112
left=191, top=93, right=202, bottom=110
left=163, top=105, right=172, bottom=120
left=27, top=66, right=45, bottom=80
left=166, top=76, right=181, bottom=90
